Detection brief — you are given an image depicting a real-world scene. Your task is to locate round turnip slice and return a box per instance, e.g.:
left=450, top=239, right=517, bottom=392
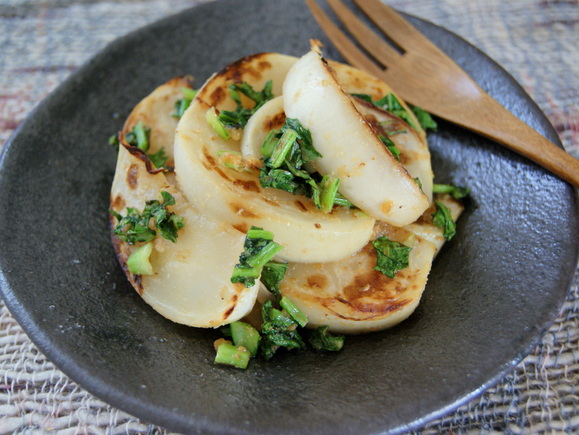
left=174, top=52, right=375, bottom=263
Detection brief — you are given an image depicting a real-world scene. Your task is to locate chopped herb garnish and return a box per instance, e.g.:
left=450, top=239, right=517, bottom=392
left=147, top=147, right=169, bottom=169
left=432, top=200, right=456, bottom=240
left=231, top=227, right=283, bottom=288
left=411, top=105, right=438, bottom=131
left=108, top=133, right=120, bottom=153
left=379, top=134, right=401, bottom=161
left=372, top=236, right=412, bottom=278
left=126, top=242, right=154, bottom=275
left=151, top=191, right=185, bottom=242
left=110, top=191, right=184, bottom=245
left=230, top=321, right=261, bottom=357
left=433, top=183, right=470, bottom=200
left=259, top=167, right=300, bottom=192
left=309, top=326, right=345, bottom=352
left=333, top=192, right=355, bottom=208
left=280, top=296, right=308, bottom=328
left=283, top=117, right=321, bottom=163
left=319, top=175, right=341, bottom=213
left=206, top=107, right=230, bottom=140
left=259, top=118, right=346, bottom=212
left=119, top=121, right=169, bottom=168
left=172, top=87, right=198, bottom=119
left=414, top=177, right=423, bottom=190
left=214, top=341, right=251, bottom=369
left=352, top=92, right=437, bottom=132
left=375, top=93, right=418, bottom=129
left=270, top=128, right=298, bottom=168
left=260, top=261, right=289, bottom=302
left=218, top=80, right=274, bottom=129
left=125, top=121, right=150, bottom=151
left=260, top=299, right=306, bottom=360
left=215, top=288, right=344, bottom=366
left=350, top=93, right=373, bottom=103
left=110, top=207, right=156, bottom=245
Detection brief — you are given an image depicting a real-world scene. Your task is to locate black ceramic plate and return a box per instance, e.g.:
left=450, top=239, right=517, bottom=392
left=0, top=0, right=577, bottom=433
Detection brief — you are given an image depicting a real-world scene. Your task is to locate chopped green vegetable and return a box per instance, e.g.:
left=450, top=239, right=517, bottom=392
left=333, top=192, right=355, bottom=208
left=231, top=226, right=283, bottom=288
left=151, top=191, right=185, bottom=242
left=108, top=133, right=120, bottom=153
left=214, top=341, right=251, bottom=369
left=172, top=87, right=198, bottom=119
left=214, top=292, right=345, bottom=367
left=309, top=326, right=345, bottom=352
left=411, top=105, right=438, bottom=131
left=270, top=129, right=298, bottom=168
left=375, top=93, right=418, bottom=129
left=259, top=118, right=347, bottom=212
left=432, top=200, right=456, bottom=240
left=319, top=175, right=340, bottom=213
left=120, top=121, right=169, bottom=168
left=260, top=261, right=288, bottom=301
left=350, top=93, right=374, bottom=104
left=280, top=296, right=308, bottom=328
left=126, top=242, right=154, bottom=275
left=260, top=129, right=280, bottom=158
left=206, top=107, right=230, bottom=140
left=181, top=87, right=198, bottom=101
left=259, top=167, right=300, bottom=193
left=283, top=117, right=321, bottom=163
left=353, top=92, right=438, bottom=132
left=125, top=121, right=150, bottom=151
left=110, top=207, right=156, bottom=244
left=260, top=300, right=306, bottom=360
left=110, top=191, right=184, bottom=245
left=147, top=147, right=169, bottom=169
left=414, top=177, right=423, bottom=191
left=230, top=321, right=261, bottom=357
left=379, top=134, right=401, bottom=161
left=433, top=183, right=470, bottom=200
left=218, top=80, right=274, bottom=129
left=372, top=236, right=412, bottom=278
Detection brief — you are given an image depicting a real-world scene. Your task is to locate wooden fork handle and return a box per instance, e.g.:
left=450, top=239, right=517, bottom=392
left=445, top=93, right=579, bottom=187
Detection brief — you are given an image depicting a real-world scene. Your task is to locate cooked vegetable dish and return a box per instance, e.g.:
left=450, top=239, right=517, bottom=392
left=109, top=42, right=466, bottom=368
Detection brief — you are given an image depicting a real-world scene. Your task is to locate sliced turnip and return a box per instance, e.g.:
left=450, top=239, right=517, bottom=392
left=240, top=95, right=285, bottom=158
left=122, top=76, right=194, bottom=166
left=353, top=97, right=434, bottom=203
left=110, top=78, right=259, bottom=328
left=110, top=145, right=259, bottom=328
left=279, top=224, right=436, bottom=334
left=276, top=194, right=463, bottom=334
left=283, top=49, right=429, bottom=226
left=174, top=53, right=375, bottom=263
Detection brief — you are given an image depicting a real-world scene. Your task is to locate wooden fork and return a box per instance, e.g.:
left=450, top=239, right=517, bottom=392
left=305, top=0, right=579, bottom=187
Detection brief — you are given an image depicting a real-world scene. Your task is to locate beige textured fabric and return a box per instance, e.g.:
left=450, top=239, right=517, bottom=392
left=0, top=0, right=577, bottom=433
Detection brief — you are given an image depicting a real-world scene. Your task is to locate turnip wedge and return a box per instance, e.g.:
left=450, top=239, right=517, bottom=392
left=110, top=79, right=259, bottom=328
left=283, top=48, right=429, bottom=226
left=240, top=96, right=286, bottom=159
left=352, top=97, right=434, bottom=203
left=174, top=52, right=375, bottom=263
left=276, top=195, right=463, bottom=334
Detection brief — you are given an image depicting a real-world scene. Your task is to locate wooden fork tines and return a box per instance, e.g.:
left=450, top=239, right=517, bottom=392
left=305, top=0, right=579, bottom=187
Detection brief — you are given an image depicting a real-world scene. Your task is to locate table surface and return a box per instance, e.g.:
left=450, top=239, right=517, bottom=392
left=0, top=0, right=577, bottom=433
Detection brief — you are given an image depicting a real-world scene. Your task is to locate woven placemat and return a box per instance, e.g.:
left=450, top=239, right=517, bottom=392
left=1, top=0, right=577, bottom=433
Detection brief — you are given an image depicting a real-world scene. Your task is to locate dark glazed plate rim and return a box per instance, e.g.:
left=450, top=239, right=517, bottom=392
left=0, top=1, right=577, bottom=433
